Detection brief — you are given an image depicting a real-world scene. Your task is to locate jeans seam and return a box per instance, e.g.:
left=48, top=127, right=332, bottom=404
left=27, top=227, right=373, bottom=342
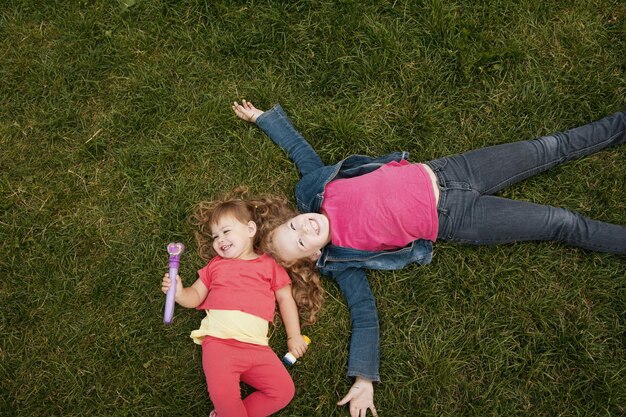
left=438, top=211, right=453, bottom=240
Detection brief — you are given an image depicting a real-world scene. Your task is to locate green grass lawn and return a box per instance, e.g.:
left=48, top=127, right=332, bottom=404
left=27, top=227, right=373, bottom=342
left=1, top=1, right=625, bottom=416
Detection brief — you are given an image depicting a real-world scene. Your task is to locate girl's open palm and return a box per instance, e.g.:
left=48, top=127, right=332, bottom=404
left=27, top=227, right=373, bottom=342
left=337, top=377, right=378, bottom=417
left=232, top=99, right=264, bottom=123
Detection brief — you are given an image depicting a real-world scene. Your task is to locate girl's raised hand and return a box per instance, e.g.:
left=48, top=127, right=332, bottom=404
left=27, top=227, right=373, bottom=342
left=232, top=99, right=264, bottom=123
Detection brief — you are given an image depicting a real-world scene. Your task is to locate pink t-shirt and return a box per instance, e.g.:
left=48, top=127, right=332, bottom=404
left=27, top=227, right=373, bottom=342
left=195, top=253, right=291, bottom=322
left=321, top=160, right=438, bottom=251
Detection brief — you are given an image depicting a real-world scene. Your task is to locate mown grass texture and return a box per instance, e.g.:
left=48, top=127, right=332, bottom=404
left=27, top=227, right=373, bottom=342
left=1, top=0, right=625, bottom=416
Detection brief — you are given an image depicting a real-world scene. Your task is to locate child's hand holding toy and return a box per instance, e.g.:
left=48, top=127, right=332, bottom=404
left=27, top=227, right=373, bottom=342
left=161, top=272, right=183, bottom=301
left=287, top=334, right=309, bottom=358
left=283, top=335, right=311, bottom=366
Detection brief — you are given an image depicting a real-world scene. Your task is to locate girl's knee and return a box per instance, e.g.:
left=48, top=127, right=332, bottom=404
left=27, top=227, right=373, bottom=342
left=282, top=378, right=296, bottom=404
left=551, top=209, right=581, bottom=239
left=272, top=378, right=295, bottom=409
left=265, top=373, right=295, bottom=408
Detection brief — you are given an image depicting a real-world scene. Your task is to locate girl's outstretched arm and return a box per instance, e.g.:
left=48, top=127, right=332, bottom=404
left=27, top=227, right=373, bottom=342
left=330, top=267, right=380, bottom=415
left=232, top=100, right=324, bottom=176
left=331, top=268, right=380, bottom=380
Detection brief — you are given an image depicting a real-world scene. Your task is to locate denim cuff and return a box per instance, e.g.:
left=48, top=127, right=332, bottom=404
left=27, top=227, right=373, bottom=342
left=347, top=370, right=381, bottom=383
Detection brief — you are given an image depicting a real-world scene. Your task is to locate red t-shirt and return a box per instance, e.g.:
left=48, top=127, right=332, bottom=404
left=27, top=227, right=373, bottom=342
left=321, top=160, right=438, bottom=251
left=195, top=253, right=291, bottom=322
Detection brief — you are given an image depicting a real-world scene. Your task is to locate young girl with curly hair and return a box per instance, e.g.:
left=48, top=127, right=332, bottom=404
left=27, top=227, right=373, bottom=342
left=160, top=189, right=323, bottom=417
left=233, top=100, right=625, bottom=417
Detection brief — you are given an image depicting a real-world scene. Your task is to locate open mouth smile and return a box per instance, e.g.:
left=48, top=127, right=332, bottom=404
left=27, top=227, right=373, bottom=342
left=309, top=219, right=319, bottom=235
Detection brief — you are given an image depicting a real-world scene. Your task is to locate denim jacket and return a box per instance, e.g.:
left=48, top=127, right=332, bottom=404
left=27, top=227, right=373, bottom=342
left=256, top=105, right=433, bottom=381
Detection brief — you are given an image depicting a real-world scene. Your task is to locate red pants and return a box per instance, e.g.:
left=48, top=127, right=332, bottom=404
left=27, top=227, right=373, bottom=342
left=202, top=337, right=295, bottom=417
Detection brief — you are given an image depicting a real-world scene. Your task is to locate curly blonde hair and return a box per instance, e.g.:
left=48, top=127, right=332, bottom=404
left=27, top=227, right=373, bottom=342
left=190, top=187, right=324, bottom=326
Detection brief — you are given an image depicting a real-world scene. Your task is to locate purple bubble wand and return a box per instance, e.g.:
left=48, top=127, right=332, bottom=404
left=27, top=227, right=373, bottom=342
left=164, top=242, right=185, bottom=325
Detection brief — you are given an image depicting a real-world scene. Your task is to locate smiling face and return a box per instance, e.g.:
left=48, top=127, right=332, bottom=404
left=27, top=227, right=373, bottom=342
left=211, top=214, right=257, bottom=260
left=270, top=213, right=331, bottom=263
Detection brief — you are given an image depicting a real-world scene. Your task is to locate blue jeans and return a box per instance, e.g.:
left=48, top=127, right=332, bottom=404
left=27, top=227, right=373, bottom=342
left=427, top=111, right=626, bottom=254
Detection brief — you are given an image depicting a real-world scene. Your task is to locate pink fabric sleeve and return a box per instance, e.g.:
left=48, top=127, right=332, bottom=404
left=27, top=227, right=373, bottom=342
left=270, top=259, right=291, bottom=292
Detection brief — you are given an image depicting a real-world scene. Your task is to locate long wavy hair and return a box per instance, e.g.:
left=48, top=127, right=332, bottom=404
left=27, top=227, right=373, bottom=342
left=259, top=234, right=324, bottom=327
left=190, top=187, right=324, bottom=326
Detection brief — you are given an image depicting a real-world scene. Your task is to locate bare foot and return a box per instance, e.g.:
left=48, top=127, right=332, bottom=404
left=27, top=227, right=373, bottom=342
left=232, top=100, right=264, bottom=123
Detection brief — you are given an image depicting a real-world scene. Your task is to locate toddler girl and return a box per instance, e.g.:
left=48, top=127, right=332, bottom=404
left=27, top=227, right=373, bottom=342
left=161, top=189, right=322, bottom=417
